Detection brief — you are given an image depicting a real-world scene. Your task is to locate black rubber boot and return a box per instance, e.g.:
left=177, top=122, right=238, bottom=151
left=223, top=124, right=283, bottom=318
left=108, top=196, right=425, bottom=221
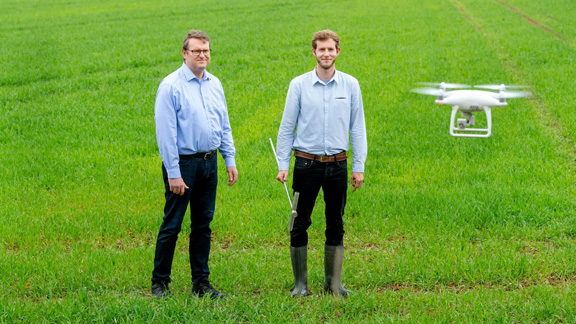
left=290, top=245, right=308, bottom=297
left=324, top=244, right=350, bottom=297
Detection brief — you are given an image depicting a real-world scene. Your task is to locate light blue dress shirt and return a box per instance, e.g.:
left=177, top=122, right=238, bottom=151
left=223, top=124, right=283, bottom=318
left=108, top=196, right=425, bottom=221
left=155, top=63, right=236, bottom=178
left=277, top=68, right=367, bottom=173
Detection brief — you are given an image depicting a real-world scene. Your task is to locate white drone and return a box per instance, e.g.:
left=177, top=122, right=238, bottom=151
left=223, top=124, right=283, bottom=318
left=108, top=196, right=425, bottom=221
left=412, top=82, right=531, bottom=138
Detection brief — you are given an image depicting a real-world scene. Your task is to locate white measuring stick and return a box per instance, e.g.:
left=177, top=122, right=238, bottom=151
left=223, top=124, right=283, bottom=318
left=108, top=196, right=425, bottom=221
left=269, top=138, right=293, bottom=207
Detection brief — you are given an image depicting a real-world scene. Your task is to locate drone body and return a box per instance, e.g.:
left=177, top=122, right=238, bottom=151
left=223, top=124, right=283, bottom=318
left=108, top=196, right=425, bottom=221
left=437, top=90, right=507, bottom=110
left=413, top=82, right=530, bottom=138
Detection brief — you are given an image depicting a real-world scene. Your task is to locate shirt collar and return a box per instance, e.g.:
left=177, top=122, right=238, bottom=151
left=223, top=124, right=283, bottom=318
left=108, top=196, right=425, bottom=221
left=182, top=62, right=212, bottom=82
left=312, top=68, right=339, bottom=85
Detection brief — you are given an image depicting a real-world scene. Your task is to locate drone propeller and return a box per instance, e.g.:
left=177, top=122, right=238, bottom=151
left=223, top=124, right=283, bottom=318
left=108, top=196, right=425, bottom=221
left=411, top=87, right=444, bottom=96
left=417, top=82, right=470, bottom=89
left=412, top=82, right=469, bottom=99
left=474, top=84, right=529, bottom=90
left=474, top=84, right=531, bottom=99
left=500, top=90, right=531, bottom=98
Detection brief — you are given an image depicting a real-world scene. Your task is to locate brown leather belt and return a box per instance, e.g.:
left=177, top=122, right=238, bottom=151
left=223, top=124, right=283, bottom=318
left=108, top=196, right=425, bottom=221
left=294, top=150, right=347, bottom=162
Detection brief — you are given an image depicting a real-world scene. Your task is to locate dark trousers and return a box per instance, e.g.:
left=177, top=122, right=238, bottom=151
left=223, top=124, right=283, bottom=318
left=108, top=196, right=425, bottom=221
left=290, top=156, right=348, bottom=247
left=152, top=155, right=218, bottom=284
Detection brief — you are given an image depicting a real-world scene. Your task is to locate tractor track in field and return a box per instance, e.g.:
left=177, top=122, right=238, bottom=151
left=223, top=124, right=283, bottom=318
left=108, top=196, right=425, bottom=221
left=449, top=0, right=576, bottom=160
left=493, top=0, right=567, bottom=42
left=377, top=275, right=576, bottom=294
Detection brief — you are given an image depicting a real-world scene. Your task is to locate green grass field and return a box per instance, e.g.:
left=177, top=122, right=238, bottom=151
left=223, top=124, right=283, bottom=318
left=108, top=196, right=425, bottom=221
left=2, top=0, right=576, bottom=322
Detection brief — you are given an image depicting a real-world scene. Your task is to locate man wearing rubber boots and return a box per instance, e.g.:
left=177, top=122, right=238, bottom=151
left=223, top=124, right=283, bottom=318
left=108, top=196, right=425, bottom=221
left=275, top=30, right=367, bottom=297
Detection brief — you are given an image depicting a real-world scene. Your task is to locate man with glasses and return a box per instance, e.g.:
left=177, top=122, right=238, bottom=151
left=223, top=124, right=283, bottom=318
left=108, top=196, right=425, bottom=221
left=275, top=30, right=367, bottom=297
left=152, top=29, right=237, bottom=299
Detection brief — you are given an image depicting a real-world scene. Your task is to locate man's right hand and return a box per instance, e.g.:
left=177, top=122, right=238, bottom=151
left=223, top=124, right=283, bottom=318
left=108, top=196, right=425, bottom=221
left=276, top=170, right=289, bottom=184
left=169, top=177, right=189, bottom=196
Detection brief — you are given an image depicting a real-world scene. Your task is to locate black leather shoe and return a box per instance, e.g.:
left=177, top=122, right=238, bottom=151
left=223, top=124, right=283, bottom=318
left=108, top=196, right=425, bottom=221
left=151, top=281, right=172, bottom=298
left=192, top=280, right=226, bottom=299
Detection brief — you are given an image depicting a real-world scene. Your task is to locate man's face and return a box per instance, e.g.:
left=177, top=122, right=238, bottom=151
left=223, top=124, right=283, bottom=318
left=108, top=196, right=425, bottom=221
left=313, top=39, right=340, bottom=70
left=182, top=38, right=211, bottom=74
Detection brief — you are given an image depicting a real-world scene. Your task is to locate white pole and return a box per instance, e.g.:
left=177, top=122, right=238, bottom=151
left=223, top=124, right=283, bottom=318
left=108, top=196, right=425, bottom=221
left=269, top=138, right=293, bottom=207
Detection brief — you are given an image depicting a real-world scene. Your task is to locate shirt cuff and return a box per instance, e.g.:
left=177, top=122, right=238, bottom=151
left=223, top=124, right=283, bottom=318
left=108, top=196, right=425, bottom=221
left=224, top=157, right=236, bottom=168
left=351, top=162, right=365, bottom=173
left=166, top=165, right=181, bottom=179
left=278, top=161, right=290, bottom=171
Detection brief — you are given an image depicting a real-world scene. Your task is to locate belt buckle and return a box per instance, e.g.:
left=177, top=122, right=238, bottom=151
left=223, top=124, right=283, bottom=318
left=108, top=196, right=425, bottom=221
left=204, top=151, right=213, bottom=160
left=318, top=155, right=327, bottom=162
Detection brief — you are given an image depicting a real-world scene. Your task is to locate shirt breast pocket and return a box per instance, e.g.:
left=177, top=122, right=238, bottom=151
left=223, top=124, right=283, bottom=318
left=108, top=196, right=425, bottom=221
left=333, top=95, right=351, bottom=126
left=334, top=95, right=350, bottom=110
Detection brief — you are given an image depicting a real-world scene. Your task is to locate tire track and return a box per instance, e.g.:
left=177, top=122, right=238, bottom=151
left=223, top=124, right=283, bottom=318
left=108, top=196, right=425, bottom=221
left=493, top=0, right=567, bottom=42
left=449, top=0, right=576, bottom=158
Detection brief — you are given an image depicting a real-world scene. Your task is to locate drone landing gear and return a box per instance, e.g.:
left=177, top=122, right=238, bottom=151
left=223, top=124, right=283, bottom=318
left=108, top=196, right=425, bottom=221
left=449, top=106, right=492, bottom=138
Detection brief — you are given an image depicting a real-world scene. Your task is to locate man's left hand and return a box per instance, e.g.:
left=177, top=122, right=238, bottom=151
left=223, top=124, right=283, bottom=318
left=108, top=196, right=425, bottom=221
left=350, top=172, right=364, bottom=192
left=227, top=166, right=238, bottom=186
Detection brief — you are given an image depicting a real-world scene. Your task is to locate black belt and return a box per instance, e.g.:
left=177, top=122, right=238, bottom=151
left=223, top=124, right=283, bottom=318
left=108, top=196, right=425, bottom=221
left=179, top=151, right=216, bottom=160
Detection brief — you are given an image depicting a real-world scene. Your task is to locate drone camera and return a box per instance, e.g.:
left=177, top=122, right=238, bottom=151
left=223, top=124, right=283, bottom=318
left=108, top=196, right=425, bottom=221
left=457, top=115, right=475, bottom=129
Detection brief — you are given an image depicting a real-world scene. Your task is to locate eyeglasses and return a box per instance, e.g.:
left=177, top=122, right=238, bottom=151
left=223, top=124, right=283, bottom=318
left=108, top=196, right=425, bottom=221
left=186, top=49, right=212, bottom=56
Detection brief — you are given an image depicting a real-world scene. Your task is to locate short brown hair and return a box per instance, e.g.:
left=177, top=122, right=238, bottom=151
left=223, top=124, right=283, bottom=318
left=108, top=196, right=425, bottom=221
left=312, top=30, right=340, bottom=49
left=183, top=30, right=211, bottom=50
